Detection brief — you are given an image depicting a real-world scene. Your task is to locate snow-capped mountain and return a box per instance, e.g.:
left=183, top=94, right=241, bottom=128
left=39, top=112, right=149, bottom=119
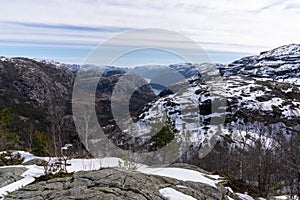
left=219, top=44, right=300, bottom=86
left=101, top=44, right=300, bottom=162
left=2, top=44, right=299, bottom=155
left=1, top=44, right=299, bottom=198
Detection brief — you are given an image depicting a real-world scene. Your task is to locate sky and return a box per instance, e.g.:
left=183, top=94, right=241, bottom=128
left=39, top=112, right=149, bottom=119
left=0, top=0, right=300, bottom=65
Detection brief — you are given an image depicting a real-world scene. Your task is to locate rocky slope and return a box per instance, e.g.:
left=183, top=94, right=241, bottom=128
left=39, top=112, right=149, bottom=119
left=0, top=57, right=156, bottom=155
left=219, top=44, right=300, bottom=86
left=131, top=44, right=300, bottom=147
left=0, top=57, right=74, bottom=111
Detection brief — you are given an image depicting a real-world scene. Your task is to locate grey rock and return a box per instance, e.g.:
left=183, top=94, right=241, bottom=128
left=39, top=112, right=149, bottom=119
left=22, top=158, right=47, bottom=166
left=5, top=167, right=229, bottom=200
left=0, top=167, right=27, bottom=188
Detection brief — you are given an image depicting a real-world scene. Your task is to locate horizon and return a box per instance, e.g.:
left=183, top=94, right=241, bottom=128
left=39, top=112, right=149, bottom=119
left=1, top=43, right=298, bottom=67
left=0, top=49, right=250, bottom=66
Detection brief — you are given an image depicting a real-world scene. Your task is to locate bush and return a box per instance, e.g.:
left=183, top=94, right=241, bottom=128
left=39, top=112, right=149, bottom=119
left=118, top=154, right=137, bottom=171
left=148, top=126, right=175, bottom=151
left=0, top=151, right=24, bottom=166
left=34, top=171, right=73, bottom=183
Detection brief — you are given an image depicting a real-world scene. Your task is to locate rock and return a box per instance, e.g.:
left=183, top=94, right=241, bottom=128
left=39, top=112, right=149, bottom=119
left=5, top=168, right=228, bottom=200
left=0, top=167, right=27, bottom=188
left=22, top=158, right=47, bottom=166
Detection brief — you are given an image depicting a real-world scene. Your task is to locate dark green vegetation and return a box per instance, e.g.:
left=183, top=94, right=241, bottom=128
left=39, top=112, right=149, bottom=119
left=33, top=172, right=74, bottom=183
left=148, top=126, right=175, bottom=151
left=0, top=151, right=24, bottom=166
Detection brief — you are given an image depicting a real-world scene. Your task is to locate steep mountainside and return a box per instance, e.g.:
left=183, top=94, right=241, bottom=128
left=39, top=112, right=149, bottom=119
left=0, top=57, right=73, bottom=112
left=0, top=57, right=76, bottom=152
left=119, top=46, right=300, bottom=153
left=0, top=57, right=156, bottom=156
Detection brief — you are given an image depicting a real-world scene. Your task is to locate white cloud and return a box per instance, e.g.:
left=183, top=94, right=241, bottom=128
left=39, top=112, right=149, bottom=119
left=0, top=0, right=299, bottom=62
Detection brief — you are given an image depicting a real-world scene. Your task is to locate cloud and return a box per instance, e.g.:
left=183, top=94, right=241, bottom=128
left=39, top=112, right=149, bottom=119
left=285, top=3, right=300, bottom=10
left=0, top=0, right=299, bottom=64
left=8, top=21, right=129, bottom=33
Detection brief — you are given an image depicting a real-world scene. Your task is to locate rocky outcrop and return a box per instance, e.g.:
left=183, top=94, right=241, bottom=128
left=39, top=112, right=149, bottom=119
left=4, top=167, right=237, bottom=200
left=0, top=167, right=27, bottom=188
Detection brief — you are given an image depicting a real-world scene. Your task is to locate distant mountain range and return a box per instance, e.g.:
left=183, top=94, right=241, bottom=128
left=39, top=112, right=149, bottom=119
left=0, top=44, right=299, bottom=155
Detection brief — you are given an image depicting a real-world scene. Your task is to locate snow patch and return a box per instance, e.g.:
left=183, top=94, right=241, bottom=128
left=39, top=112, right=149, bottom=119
left=159, top=187, right=197, bottom=200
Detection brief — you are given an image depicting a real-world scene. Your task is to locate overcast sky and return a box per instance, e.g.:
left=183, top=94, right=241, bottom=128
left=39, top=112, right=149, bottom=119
left=0, top=0, right=300, bottom=65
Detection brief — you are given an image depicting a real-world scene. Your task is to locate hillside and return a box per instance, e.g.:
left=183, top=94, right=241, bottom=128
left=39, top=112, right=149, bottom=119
left=0, top=44, right=299, bottom=198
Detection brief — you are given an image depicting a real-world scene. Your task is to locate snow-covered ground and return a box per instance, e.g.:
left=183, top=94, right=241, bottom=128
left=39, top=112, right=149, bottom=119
left=0, top=151, right=222, bottom=198
left=138, top=166, right=219, bottom=188
left=272, top=195, right=300, bottom=200
left=0, top=151, right=295, bottom=200
left=0, top=151, right=124, bottom=198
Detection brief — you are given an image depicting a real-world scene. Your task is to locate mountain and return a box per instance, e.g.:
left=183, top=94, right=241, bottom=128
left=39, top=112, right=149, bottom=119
left=219, top=44, right=300, bottom=86
left=0, top=57, right=155, bottom=156
left=0, top=57, right=74, bottom=111
left=118, top=44, right=300, bottom=196
left=0, top=44, right=299, bottom=197
left=123, top=44, right=300, bottom=149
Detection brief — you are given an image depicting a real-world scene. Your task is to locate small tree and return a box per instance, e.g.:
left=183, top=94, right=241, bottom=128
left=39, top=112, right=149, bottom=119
left=32, top=130, right=52, bottom=156
left=60, top=144, right=73, bottom=173
left=118, top=154, right=137, bottom=171
left=0, top=108, right=20, bottom=151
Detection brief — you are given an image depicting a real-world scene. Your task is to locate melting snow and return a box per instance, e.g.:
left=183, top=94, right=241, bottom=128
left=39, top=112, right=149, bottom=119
left=159, top=187, right=197, bottom=200
left=137, top=166, right=218, bottom=188
left=0, top=151, right=221, bottom=198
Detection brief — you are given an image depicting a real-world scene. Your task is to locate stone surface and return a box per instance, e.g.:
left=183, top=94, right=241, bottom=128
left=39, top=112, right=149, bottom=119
left=0, top=167, right=27, bottom=188
left=22, top=159, right=47, bottom=166
left=4, top=167, right=236, bottom=200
